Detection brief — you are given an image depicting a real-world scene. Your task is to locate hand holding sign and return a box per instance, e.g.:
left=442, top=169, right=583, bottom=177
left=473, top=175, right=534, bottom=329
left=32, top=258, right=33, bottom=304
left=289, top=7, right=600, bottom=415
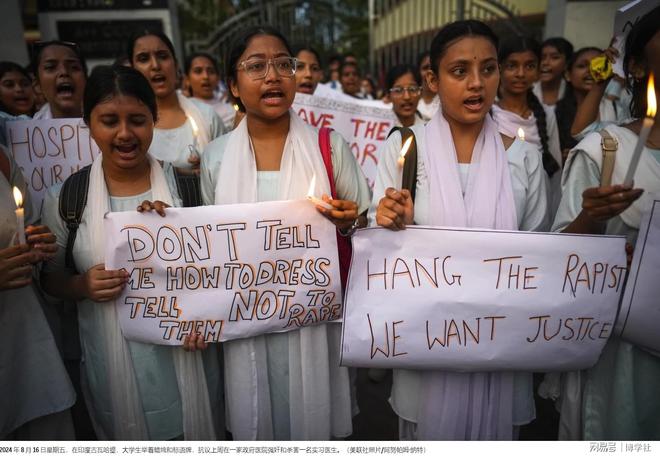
left=82, top=264, right=129, bottom=303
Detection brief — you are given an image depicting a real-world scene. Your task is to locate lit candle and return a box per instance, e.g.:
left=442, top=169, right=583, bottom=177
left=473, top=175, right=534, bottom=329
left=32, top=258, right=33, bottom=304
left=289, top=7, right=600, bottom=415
left=188, top=115, right=199, bottom=158
left=395, top=135, right=414, bottom=190
left=13, top=186, right=25, bottom=245
left=517, top=127, right=525, bottom=142
left=306, top=175, right=333, bottom=209
left=624, top=73, right=656, bottom=187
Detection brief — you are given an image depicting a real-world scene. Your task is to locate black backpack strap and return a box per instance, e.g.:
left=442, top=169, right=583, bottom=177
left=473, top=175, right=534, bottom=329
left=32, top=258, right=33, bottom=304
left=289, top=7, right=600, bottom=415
left=59, top=165, right=91, bottom=271
left=173, top=168, right=203, bottom=207
left=387, top=126, right=418, bottom=202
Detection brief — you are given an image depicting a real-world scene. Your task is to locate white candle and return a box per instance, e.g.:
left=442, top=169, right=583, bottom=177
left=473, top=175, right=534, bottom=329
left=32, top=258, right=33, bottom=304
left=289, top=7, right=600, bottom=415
left=517, top=127, right=525, bottom=142
left=306, top=175, right=333, bottom=209
left=623, top=73, right=656, bottom=187
left=13, top=187, right=25, bottom=245
left=396, top=135, right=414, bottom=190
left=188, top=115, right=199, bottom=157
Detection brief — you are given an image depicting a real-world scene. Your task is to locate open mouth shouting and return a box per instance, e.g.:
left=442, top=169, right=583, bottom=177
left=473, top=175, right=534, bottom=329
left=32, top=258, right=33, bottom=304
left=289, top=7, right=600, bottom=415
left=463, top=95, right=484, bottom=112
left=114, top=142, right=140, bottom=161
left=150, top=74, right=168, bottom=87
left=261, top=88, right=286, bottom=105
left=298, top=81, right=314, bottom=94
left=55, top=81, right=76, bottom=99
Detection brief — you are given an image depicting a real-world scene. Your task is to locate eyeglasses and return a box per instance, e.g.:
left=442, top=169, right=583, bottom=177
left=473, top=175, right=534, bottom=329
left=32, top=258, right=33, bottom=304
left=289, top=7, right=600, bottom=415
left=389, top=86, right=422, bottom=97
left=237, top=57, right=297, bottom=80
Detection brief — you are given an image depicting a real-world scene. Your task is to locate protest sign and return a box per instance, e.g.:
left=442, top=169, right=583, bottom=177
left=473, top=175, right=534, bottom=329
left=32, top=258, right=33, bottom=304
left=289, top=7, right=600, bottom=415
left=5, top=118, right=100, bottom=209
left=340, top=226, right=627, bottom=371
left=616, top=197, right=660, bottom=354
left=104, top=200, right=342, bottom=345
left=293, top=93, right=397, bottom=188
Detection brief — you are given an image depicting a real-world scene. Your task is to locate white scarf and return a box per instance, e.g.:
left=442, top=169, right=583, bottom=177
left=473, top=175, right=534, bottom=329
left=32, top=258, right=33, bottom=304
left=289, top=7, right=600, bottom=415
left=214, top=111, right=352, bottom=439
left=178, top=93, right=211, bottom=148
left=422, top=109, right=517, bottom=229
left=417, top=110, right=518, bottom=439
left=215, top=110, right=331, bottom=204
left=85, top=154, right=215, bottom=440
left=491, top=104, right=541, bottom=148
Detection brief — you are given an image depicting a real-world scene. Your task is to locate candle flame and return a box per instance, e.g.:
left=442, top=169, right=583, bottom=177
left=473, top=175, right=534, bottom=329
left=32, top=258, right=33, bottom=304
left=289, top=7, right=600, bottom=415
left=233, top=104, right=240, bottom=112
left=400, top=136, right=413, bottom=159
left=307, top=175, right=316, bottom=197
left=647, top=73, right=657, bottom=118
left=517, top=127, right=525, bottom=142
left=12, top=186, right=23, bottom=208
left=188, top=115, right=199, bottom=136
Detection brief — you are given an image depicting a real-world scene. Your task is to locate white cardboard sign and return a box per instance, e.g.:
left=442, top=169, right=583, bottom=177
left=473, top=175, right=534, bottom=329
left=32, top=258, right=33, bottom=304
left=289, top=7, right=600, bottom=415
left=340, top=226, right=627, bottom=372
left=104, top=200, right=342, bottom=345
left=5, top=118, right=100, bottom=210
left=293, top=93, right=397, bottom=188
left=616, top=197, right=660, bottom=354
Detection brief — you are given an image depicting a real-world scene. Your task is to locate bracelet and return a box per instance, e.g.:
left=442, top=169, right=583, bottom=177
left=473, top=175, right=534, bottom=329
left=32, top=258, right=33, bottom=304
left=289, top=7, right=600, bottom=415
left=338, top=218, right=361, bottom=237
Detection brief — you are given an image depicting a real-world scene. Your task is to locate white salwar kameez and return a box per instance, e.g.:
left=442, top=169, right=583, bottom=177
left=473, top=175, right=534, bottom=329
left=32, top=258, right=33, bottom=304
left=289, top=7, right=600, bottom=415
left=368, top=119, right=549, bottom=440
left=550, top=125, right=660, bottom=440
left=200, top=113, right=371, bottom=440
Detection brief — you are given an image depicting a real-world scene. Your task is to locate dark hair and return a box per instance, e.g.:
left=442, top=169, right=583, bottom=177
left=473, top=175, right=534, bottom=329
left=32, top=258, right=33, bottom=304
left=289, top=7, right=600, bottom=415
left=0, top=61, right=31, bottom=81
left=429, top=20, right=498, bottom=74
left=30, top=40, right=88, bottom=78
left=498, top=36, right=558, bottom=176
left=555, top=47, right=602, bottom=151
left=385, top=64, right=421, bottom=91
left=541, top=37, right=574, bottom=62
left=292, top=44, right=322, bottom=68
left=624, top=5, right=660, bottom=119
left=83, top=65, right=157, bottom=125
left=127, top=30, right=177, bottom=64
left=184, top=52, right=219, bottom=75
left=224, top=26, right=292, bottom=111
left=416, top=51, right=430, bottom=71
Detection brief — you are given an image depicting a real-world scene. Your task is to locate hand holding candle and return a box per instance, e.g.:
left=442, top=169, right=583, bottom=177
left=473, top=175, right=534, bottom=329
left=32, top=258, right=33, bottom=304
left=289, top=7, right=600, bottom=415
left=306, top=175, right=333, bottom=209
left=396, top=135, right=414, bottom=190
left=623, top=73, right=656, bottom=187
left=12, top=186, right=25, bottom=245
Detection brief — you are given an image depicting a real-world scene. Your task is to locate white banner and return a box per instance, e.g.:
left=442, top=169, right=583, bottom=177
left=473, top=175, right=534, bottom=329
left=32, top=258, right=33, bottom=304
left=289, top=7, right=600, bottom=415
left=5, top=118, right=100, bottom=209
left=293, top=93, right=397, bottom=188
left=616, top=197, right=660, bottom=354
left=341, top=226, right=627, bottom=371
left=104, top=200, right=342, bottom=345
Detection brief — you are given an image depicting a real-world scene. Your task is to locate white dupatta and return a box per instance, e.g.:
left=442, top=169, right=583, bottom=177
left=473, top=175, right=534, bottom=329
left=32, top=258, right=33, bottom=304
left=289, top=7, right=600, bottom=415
left=416, top=110, right=518, bottom=440
left=84, top=154, right=216, bottom=440
left=213, top=111, right=353, bottom=440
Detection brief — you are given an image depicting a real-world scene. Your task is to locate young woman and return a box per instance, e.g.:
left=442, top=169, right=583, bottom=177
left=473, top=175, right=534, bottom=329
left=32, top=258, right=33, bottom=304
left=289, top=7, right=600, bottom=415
left=339, top=61, right=363, bottom=98
left=553, top=6, right=660, bottom=440
left=0, top=62, right=35, bottom=117
left=0, top=145, right=74, bottom=439
left=554, top=47, right=632, bottom=159
left=30, top=41, right=87, bottom=119
left=293, top=45, right=323, bottom=95
left=385, top=64, right=424, bottom=128
left=533, top=37, right=573, bottom=108
left=184, top=52, right=235, bottom=130
left=361, top=76, right=377, bottom=100
left=200, top=26, right=370, bottom=440
left=128, top=32, right=224, bottom=172
left=416, top=52, right=440, bottom=121
left=41, top=65, right=223, bottom=440
left=492, top=36, right=562, bottom=215
left=373, top=20, right=548, bottom=440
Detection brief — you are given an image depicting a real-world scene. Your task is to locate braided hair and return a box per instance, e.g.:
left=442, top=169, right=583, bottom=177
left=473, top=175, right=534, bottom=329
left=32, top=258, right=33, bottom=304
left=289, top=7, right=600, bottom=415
left=498, top=36, right=559, bottom=176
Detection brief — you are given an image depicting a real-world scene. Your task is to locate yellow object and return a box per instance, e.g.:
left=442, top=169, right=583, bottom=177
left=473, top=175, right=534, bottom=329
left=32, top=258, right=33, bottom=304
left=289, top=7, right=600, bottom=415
left=590, top=56, right=612, bottom=82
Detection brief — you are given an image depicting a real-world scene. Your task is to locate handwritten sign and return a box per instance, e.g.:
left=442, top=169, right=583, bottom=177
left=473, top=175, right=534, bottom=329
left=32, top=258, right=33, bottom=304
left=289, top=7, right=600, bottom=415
left=340, top=226, right=627, bottom=371
left=616, top=197, right=660, bottom=354
left=293, top=93, right=397, bottom=188
left=5, top=118, right=100, bottom=209
left=104, top=200, right=342, bottom=345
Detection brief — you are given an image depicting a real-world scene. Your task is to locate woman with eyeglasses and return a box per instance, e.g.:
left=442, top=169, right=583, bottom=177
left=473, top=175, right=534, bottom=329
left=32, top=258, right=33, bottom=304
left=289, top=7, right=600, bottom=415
left=385, top=64, right=425, bottom=128
left=30, top=41, right=87, bottom=119
left=128, top=31, right=225, bottom=203
left=199, top=26, right=370, bottom=440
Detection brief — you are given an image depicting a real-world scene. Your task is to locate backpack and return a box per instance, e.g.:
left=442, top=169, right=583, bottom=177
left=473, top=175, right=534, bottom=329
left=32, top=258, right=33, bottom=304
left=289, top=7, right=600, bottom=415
left=387, top=126, right=418, bottom=202
left=318, top=127, right=352, bottom=292
left=59, top=164, right=200, bottom=271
